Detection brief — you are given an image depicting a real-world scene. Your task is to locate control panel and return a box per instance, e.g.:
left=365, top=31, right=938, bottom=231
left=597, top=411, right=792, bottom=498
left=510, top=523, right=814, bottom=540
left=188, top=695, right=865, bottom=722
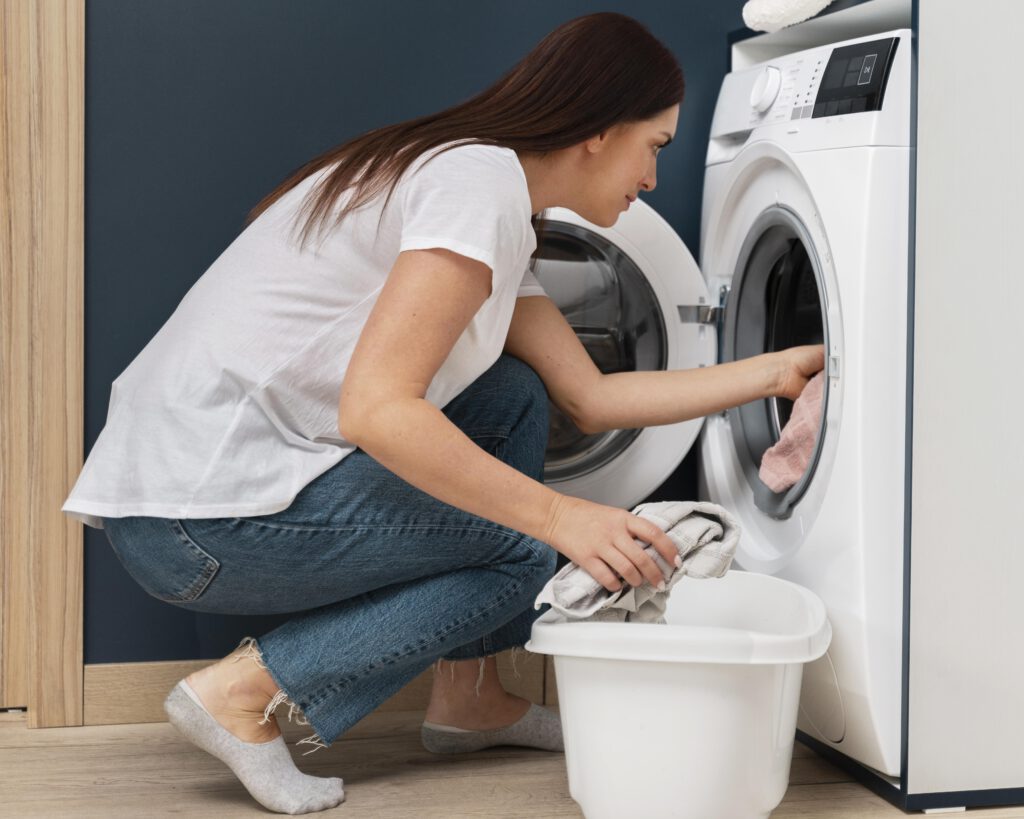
left=742, top=35, right=901, bottom=125
left=707, top=29, right=912, bottom=156
left=807, top=36, right=899, bottom=119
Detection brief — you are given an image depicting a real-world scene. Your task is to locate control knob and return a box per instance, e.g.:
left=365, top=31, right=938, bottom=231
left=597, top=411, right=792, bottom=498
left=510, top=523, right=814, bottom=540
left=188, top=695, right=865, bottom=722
left=750, top=66, right=782, bottom=113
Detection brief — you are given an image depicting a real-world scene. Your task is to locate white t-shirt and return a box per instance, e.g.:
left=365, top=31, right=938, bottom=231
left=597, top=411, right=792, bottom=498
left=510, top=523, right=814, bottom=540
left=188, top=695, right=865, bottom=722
left=62, top=142, right=547, bottom=529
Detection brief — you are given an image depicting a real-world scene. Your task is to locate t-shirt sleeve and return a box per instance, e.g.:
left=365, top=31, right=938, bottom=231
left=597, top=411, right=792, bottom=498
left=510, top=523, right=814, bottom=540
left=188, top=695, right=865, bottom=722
left=517, top=265, right=548, bottom=298
left=396, top=146, right=529, bottom=286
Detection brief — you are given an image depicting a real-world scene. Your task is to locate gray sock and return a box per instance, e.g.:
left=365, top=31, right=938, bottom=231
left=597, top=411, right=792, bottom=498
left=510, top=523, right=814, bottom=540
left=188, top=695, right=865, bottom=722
left=164, top=679, right=345, bottom=815
left=421, top=703, right=565, bottom=754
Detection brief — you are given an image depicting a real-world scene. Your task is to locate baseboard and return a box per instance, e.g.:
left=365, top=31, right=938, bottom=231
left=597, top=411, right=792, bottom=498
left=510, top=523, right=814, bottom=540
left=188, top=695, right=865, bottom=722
left=83, top=647, right=547, bottom=726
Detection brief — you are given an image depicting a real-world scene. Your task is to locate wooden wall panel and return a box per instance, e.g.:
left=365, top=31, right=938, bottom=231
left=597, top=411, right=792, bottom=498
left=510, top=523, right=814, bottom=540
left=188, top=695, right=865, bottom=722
left=0, top=0, right=84, bottom=724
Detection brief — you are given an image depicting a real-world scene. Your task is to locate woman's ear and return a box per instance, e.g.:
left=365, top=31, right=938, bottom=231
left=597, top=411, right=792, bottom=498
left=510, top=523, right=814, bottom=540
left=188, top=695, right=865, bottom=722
left=584, top=130, right=612, bottom=155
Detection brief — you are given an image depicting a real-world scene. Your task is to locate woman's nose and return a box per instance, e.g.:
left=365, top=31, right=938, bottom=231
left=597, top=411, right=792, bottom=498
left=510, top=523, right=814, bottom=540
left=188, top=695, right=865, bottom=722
left=641, top=167, right=657, bottom=192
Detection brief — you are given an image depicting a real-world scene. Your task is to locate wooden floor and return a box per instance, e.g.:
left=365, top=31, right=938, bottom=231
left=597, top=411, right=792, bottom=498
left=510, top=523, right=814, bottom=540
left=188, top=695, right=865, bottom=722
left=2, top=708, right=1022, bottom=818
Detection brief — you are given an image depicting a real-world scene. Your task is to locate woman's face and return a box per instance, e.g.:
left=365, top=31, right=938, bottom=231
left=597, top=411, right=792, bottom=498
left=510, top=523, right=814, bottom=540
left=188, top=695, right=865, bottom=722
left=575, top=104, right=679, bottom=227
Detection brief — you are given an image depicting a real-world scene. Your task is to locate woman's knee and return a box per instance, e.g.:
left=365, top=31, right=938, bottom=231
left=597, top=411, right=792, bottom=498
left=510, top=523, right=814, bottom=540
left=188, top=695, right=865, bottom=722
left=528, top=541, right=560, bottom=599
left=443, top=355, right=550, bottom=446
left=493, top=356, right=549, bottom=480
left=494, top=354, right=547, bottom=403
left=500, top=532, right=559, bottom=592
left=493, top=354, right=549, bottom=435
left=538, top=540, right=559, bottom=577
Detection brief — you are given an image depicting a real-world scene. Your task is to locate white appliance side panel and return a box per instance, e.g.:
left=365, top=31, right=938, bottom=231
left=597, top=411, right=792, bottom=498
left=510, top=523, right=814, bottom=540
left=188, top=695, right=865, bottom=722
left=909, top=0, right=1024, bottom=795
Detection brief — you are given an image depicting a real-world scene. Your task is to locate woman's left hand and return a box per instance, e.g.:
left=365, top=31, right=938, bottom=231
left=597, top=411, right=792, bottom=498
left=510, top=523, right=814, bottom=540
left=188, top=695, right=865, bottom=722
left=772, top=344, right=826, bottom=401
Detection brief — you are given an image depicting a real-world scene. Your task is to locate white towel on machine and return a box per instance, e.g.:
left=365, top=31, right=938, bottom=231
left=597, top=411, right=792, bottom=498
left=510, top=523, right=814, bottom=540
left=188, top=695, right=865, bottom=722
left=742, top=0, right=837, bottom=33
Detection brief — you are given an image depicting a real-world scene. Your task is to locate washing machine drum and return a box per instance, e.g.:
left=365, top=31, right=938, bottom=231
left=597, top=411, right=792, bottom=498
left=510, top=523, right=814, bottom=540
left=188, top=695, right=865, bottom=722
left=723, top=206, right=830, bottom=519
left=529, top=203, right=715, bottom=509
left=532, top=223, right=663, bottom=480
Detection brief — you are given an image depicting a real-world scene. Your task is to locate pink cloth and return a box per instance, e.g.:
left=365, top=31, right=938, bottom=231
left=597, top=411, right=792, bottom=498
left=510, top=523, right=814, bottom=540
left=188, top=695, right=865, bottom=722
left=758, top=370, right=825, bottom=493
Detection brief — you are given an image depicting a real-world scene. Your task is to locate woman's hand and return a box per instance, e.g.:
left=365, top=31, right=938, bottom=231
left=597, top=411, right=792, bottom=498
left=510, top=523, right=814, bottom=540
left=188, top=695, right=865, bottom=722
left=772, top=344, right=826, bottom=401
left=542, top=494, right=679, bottom=593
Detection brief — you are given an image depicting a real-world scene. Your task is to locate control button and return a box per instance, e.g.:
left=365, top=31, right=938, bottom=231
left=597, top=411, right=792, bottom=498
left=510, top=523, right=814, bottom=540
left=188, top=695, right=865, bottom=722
left=825, top=100, right=839, bottom=116
left=801, top=105, right=813, bottom=118
left=750, top=65, right=782, bottom=112
left=791, top=107, right=802, bottom=120
left=858, top=53, right=877, bottom=85
left=850, top=97, right=868, bottom=113
left=837, top=99, right=852, bottom=115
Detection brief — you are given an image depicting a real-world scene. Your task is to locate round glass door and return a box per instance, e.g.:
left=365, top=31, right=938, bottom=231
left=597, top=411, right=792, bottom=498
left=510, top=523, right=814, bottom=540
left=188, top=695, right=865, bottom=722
left=530, top=221, right=667, bottom=482
left=722, top=205, right=829, bottom=519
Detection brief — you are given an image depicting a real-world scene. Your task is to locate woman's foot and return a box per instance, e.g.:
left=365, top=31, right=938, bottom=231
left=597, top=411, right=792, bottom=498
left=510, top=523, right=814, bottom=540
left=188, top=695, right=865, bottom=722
left=421, top=655, right=564, bottom=754
left=165, top=680, right=346, bottom=814
left=426, top=690, right=533, bottom=730
left=424, top=655, right=532, bottom=730
left=185, top=642, right=283, bottom=743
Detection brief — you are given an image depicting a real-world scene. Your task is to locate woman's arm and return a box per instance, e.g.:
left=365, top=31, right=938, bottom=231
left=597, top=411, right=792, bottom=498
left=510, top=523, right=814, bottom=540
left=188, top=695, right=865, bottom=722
left=339, top=248, right=564, bottom=544
left=340, top=248, right=681, bottom=593
left=504, top=295, right=820, bottom=434
left=586, top=358, right=779, bottom=432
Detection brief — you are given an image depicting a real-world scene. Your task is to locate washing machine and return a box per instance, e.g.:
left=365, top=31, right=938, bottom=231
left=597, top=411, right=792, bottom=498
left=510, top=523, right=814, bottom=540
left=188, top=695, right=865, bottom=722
left=700, top=28, right=913, bottom=778
left=531, top=29, right=913, bottom=780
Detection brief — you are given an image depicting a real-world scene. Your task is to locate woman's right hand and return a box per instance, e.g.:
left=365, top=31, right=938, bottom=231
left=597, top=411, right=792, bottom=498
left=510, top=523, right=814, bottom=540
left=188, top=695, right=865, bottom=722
left=542, top=494, right=680, bottom=592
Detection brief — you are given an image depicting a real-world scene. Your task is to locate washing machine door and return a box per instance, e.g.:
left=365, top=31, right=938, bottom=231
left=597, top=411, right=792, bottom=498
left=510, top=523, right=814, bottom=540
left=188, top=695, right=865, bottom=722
left=532, top=201, right=716, bottom=508
left=699, top=140, right=843, bottom=571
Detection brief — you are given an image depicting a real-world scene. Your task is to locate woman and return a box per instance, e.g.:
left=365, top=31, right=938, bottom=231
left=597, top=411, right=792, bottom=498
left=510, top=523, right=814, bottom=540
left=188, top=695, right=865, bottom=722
left=62, top=11, right=823, bottom=815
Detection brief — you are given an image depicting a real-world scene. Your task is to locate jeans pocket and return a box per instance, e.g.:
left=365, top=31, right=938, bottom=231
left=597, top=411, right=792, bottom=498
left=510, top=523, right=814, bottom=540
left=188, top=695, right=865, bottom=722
left=105, top=517, right=221, bottom=604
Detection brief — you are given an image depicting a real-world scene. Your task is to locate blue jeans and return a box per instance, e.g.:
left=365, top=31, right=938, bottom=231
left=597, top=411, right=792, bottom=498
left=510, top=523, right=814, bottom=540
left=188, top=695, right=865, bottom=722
left=101, top=354, right=558, bottom=749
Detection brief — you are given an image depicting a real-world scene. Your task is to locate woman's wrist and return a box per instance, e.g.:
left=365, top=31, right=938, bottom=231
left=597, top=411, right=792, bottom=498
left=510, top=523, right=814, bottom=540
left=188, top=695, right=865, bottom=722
left=763, top=352, right=785, bottom=399
left=538, top=491, right=565, bottom=549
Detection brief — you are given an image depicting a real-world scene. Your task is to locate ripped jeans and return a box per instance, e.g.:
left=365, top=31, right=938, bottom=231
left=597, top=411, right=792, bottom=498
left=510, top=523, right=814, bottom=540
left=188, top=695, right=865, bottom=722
left=101, top=354, right=559, bottom=754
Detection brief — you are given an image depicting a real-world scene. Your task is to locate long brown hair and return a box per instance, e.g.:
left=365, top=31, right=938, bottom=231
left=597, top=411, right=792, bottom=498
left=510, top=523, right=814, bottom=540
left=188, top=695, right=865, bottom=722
left=244, top=12, right=684, bottom=252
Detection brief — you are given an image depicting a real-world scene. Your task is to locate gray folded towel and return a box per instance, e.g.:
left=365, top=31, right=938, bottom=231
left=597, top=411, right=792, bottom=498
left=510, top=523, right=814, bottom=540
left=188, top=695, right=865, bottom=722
left=533, top=500, right=741, bottom=623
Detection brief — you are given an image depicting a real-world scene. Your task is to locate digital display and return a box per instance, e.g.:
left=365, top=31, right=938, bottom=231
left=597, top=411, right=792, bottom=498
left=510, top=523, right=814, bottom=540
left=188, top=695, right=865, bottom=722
left=812, top=37, right=898, bottom=118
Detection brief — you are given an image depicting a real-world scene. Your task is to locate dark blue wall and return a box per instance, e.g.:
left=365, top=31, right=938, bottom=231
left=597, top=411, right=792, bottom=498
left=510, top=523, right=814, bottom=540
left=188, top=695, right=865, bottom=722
left=84, top=0, right=746, bottom=664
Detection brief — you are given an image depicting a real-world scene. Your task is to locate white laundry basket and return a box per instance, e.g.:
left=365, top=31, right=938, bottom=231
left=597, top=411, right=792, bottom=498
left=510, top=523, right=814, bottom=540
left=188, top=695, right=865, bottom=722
left=525, top=568, right=831, bottom=819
